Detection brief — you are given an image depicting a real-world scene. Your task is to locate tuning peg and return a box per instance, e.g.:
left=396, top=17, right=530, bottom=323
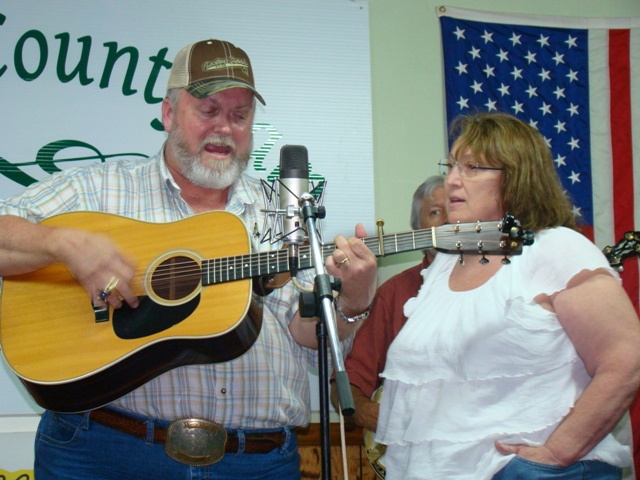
left=501, top=256, right=511, bottom=265
left=522, top=230, right=535, bottom=246
left=477, top=241, right=489, bottom=264
left=500, top=214, right=515, bottom=233
left=458, top=253, right=465, bottom=265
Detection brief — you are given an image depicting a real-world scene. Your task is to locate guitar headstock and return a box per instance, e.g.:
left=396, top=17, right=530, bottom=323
left=603, top=231, right=640, bottom=271
left=433, top=213, right=534, bottom=263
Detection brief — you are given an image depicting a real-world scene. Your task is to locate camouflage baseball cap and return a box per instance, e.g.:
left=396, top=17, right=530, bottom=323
left=167, top=39, right=265, bottom=105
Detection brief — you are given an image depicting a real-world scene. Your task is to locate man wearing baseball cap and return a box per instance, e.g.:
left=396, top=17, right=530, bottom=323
left=0, top=39, right=377, bottom=479
left=167, top=39, right=266, bottom=105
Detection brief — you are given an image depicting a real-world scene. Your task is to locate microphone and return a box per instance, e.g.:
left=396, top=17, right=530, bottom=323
left=279, top=145, right=309, bottom=276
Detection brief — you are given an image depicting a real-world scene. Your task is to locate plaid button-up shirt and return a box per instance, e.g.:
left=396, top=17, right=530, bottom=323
left=0, top=147, right=350, bottom=428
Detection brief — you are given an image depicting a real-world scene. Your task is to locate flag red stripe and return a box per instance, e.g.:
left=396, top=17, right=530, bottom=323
left=608, top=28, right=640, bottom=477
left=609, top=30, right=634, bottom=238
left=608, top=29, right=639, bottom=309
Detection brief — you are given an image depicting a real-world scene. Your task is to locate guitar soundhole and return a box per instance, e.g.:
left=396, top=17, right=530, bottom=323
left=151, top=256, right=202, bottom=301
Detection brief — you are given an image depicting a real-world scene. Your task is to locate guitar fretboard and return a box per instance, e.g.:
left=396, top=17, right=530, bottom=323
left=200, top=228, right=438, bottom=286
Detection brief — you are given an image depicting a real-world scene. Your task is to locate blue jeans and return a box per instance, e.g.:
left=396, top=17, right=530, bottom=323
left=34, top=410, right=301, bottom=480
left=492, top=456, right=622, bottom=480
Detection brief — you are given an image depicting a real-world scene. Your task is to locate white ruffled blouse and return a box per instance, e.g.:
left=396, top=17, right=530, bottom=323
left=376, top=227, right=632, bottom=479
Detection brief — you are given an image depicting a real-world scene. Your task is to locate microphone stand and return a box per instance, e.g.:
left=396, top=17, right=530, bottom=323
left=296, top=192, right=355, bottom=480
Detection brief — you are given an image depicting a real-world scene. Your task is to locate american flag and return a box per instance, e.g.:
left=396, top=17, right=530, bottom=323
left=438, top=7, right=639, bottom=309
left=438, top=6, right=640, bottom=472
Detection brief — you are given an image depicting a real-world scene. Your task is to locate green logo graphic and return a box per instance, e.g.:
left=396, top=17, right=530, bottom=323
left=0, top=18, right=326, bottom=196
left=0, top=140, right=147, bottom=187
left=0, top=125, right=326, bottom=198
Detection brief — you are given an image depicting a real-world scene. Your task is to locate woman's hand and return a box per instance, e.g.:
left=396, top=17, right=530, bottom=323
left=495, top=441, right=565, bottom=466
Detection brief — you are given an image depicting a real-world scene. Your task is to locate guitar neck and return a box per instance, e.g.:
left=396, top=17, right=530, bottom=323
left=200, top=227, right=437, bottom=287
left=306, top=228, right=436, bottom=268
left=200, top=218, right=526, bottom=287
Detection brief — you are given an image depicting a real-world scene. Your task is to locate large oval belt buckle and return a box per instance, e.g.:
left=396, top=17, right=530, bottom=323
left=165, top=418, right=227, bottom=466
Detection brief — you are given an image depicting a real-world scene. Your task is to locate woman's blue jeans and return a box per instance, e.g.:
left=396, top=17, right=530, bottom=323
left=493, top=456, right=622, bottom=480
left=34, top=410, right=301, bottom=480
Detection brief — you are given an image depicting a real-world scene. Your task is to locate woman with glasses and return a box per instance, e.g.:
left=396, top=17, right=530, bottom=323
left=375, top=111, right=640, bottom=479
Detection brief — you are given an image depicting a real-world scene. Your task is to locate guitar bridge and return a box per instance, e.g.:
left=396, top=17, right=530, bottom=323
left=93, top=304, right=109, bottom=323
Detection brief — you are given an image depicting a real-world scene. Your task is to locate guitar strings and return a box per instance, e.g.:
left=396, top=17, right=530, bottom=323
left=118, top=223, right=507, bottom=290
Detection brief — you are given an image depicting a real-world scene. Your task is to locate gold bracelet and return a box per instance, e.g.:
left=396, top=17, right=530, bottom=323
left=334, top=294, right=371, bottom=324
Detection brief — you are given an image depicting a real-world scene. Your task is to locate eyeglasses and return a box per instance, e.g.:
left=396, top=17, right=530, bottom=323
left=438, top=160, right=504, bottom=178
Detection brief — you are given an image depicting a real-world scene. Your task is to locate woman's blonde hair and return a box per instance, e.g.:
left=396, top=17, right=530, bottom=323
left=449, top=111, right=578, bottom=232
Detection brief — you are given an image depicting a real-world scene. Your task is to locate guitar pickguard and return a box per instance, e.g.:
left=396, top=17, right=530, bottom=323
left=112, top=295, right=201, bottom=340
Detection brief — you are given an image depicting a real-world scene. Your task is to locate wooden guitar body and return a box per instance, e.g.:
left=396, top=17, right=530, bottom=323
left=0, top=211, right=260, bottom=412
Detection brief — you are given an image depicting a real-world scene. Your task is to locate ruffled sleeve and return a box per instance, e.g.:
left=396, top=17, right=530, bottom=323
left=518, top=227, right=619, bottom=301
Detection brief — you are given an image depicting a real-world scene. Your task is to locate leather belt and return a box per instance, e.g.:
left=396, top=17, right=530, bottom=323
left=87, top=407, right=287, bottom=454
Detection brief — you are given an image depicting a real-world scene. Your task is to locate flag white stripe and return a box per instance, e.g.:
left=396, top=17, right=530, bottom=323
left=437, top=6, right=640, bottom=30
left=589, top=29, right=616, bottom=249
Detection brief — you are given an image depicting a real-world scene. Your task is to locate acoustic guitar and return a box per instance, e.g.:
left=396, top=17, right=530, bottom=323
left=0, top=211, right=532, bottom=412
left=603, top=231, right=640, bottom=270
left=364, top=385, right=386, bottom=479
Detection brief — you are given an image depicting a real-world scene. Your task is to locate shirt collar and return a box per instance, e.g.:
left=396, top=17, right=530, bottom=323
left=156, top=146, right=181, bottom=193
left=226, top=173, right=260, bottom=215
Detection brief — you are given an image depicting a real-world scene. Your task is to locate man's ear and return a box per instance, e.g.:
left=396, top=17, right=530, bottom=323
left=161, top=97, right=174, bottom=133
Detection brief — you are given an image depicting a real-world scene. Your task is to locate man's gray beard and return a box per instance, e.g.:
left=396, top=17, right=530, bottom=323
left=169, top=129, right=251, bottom=190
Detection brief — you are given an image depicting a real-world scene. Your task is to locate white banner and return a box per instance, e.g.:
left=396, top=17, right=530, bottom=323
left=0, top=0, right=373, bottom=415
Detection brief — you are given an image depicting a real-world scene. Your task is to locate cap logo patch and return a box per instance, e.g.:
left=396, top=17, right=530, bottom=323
left=202, top=56, right=249, bottom=76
